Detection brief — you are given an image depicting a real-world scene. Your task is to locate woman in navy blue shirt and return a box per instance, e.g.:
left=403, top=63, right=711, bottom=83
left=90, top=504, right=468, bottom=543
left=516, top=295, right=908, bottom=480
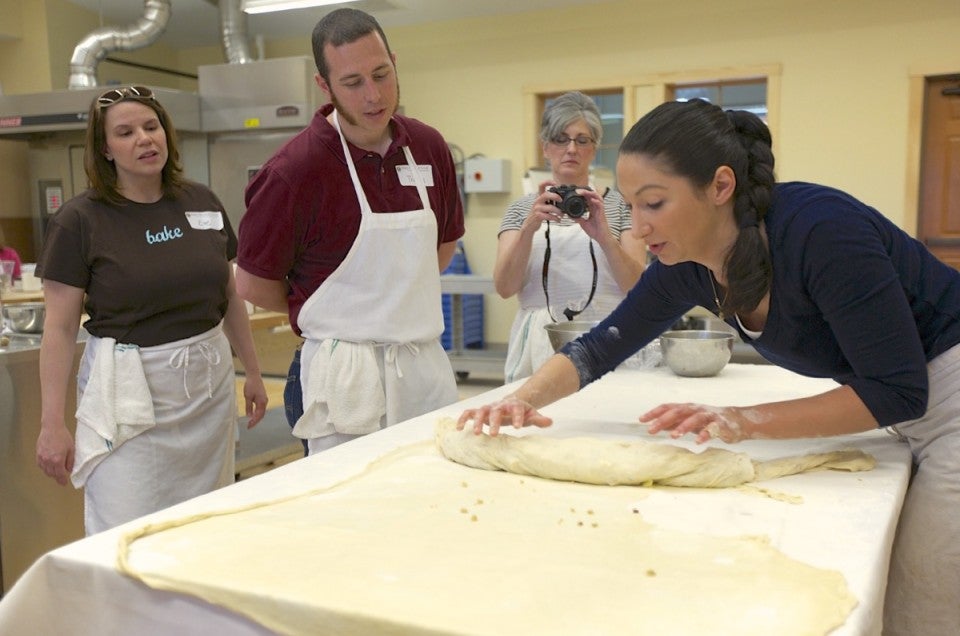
left=459, top=99, right=960, bottom=635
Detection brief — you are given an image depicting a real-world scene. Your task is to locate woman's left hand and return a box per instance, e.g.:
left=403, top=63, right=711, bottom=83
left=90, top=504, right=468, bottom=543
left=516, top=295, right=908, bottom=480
left=640, top=402, right=748, bottom=444
left=242, top=374, right=269, bottom=428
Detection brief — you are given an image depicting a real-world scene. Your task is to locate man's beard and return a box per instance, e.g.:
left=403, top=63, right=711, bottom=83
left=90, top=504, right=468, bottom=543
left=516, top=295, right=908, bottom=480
left=329, top=82, right=401, bottom=127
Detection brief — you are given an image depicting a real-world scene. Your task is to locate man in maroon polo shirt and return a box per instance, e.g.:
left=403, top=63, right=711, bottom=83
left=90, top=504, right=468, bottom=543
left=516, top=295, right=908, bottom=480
left=236, top=8, right=464, bottom=455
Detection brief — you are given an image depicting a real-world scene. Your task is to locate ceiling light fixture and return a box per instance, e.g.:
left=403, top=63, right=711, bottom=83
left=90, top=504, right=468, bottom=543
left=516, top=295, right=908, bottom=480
left=243, top=0, right=361, bottom=15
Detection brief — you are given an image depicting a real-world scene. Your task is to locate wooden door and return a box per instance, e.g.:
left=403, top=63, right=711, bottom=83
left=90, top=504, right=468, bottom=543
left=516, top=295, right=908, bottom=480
left=918, top=74, right=960, bottom=269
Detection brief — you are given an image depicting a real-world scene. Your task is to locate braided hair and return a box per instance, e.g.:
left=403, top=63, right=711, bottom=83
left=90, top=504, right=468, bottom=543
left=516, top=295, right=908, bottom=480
left=619, top=99, right=775, bottom=315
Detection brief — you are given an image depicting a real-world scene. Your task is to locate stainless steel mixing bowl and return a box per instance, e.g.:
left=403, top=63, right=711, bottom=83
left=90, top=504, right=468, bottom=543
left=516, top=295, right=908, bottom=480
left=2, top=302, right=46, bottom=334
left=543, top=320, right=599, bottom=352
left=659, top=330, right=734, bottom=377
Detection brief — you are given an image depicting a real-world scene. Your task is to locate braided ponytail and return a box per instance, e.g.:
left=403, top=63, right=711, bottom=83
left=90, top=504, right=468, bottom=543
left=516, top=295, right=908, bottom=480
left=620, top=99, right=775, bottom=316
left=722, top=110, right=774, bottom=315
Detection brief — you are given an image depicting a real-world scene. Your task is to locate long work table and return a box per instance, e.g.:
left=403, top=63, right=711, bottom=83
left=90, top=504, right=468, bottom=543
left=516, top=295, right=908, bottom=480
left=0, top=363, right=911, bottom=635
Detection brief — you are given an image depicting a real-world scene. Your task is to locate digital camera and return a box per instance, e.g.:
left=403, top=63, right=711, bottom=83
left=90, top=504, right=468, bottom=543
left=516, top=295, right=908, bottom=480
left=547, top=185, right=591, bottom=219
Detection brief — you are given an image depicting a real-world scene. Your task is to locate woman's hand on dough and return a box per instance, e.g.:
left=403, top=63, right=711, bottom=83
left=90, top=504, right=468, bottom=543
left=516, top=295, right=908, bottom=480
left=456, top=397, right=553, bottom=437
left=640, top=402, right=747, bottom=444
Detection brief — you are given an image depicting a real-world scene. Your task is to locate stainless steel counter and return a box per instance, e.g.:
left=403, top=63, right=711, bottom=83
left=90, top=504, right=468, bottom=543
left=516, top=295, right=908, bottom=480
left=0, top=338, right=86, bottom=595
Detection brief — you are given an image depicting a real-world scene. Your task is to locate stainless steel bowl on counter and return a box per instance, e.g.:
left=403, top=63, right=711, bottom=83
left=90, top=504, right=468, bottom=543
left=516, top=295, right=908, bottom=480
left=0, top=332, right=43, bottom=351
left=2, top=302, right=46, bottom=334
left=659, top=330, right=735, bottom=377
left=543, top=320, right=598, bottom=352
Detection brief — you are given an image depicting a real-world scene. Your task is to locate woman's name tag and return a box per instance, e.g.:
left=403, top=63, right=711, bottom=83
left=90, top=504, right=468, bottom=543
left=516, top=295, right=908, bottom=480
left=185, top=211, right=224, bottom=230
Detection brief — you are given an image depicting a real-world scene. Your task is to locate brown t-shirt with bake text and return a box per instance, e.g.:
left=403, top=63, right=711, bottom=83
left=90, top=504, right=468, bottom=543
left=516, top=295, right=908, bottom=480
left=37, top=182, right=237, bottom=347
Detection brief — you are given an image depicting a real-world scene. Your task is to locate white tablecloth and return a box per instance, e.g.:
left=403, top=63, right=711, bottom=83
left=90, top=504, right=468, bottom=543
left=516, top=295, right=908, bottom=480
left=0, top=364, right=912, bottom=635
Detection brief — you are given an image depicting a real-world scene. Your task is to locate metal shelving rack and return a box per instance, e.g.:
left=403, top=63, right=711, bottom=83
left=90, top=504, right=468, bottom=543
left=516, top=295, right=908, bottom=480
left=440, top=274, right=506, bottom=379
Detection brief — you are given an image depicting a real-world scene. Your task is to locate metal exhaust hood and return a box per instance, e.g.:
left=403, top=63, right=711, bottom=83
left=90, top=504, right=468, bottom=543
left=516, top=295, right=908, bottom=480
left=0, top=86, right=201, bottom=139
left=198, top=56, right=325, bottom=133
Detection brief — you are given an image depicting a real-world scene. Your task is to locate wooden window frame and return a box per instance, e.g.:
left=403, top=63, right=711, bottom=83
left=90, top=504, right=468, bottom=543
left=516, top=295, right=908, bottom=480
left=522, top=64, right=782, bottom=177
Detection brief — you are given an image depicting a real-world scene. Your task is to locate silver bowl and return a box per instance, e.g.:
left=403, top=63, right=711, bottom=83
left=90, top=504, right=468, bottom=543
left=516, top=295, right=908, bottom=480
left=544, top=320, right=599, bottom=352
left=659, top=330, right=734, bottom=377
left=0, top=332, right=42, bottom=350
left=3, top=302, right=46, bottom=334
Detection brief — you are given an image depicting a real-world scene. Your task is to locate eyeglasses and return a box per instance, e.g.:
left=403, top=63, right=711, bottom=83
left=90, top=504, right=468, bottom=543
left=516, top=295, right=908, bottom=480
left=548, top=134, right=596, bottom=148
left=96, top=85, right=155, bottom=108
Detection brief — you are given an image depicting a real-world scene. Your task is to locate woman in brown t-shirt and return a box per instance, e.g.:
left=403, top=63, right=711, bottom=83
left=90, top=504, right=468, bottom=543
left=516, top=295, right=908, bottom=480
left=35, top=86, right=268, bottom=534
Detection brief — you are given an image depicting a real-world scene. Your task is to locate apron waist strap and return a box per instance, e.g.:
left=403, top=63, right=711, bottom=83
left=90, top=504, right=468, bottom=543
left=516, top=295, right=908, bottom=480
left=380, top=341, right=421, bottom=378
left=168, top=340, right=222, bottom=399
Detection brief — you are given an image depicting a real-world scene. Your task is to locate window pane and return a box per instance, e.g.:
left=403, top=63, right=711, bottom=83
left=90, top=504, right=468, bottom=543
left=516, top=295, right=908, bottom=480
left=673, top=80, right=767, bottom=120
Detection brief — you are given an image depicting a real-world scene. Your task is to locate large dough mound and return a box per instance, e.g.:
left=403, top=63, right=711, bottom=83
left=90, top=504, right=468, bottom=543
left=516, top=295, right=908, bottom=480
left=436, top=417, right=875, bottom=487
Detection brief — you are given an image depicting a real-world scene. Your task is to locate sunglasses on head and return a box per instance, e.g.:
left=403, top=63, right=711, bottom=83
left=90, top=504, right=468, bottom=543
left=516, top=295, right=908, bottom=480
left=96, top=85, right=155, bottom=108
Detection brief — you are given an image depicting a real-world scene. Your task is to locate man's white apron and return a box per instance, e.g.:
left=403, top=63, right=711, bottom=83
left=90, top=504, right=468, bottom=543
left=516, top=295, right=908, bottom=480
left=293, top=110, right=457, bottom=454
left=504, top=220, right=624, bottom=382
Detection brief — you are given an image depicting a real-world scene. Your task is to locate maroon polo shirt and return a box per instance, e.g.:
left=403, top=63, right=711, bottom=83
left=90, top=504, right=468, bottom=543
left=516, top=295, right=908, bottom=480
left=237, top=104, right=465, bottom=334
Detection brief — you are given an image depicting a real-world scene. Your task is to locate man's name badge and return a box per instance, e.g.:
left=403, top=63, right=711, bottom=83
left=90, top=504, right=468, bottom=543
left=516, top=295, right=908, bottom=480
left=396, top=164, right=434, bottom=187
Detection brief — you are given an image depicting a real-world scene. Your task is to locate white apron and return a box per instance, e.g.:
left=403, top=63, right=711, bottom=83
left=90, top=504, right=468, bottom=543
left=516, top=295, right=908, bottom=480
left=293, top=110, right=458, bottom=454
left=882, top=342, right=960, bottom=635
left=76, top=325, right=236, bottom=535
left=504, top=220, right=624, bottom=382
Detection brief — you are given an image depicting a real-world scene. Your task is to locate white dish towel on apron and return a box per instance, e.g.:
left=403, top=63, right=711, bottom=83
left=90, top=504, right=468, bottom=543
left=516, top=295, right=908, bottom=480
left=72, top=338, right=155, bottom=487
left=296, top=338, right=386, bottom=437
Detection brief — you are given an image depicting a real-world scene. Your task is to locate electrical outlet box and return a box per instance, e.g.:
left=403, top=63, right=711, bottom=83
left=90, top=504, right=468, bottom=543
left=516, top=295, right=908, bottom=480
left=464, top=158, right=511, bottom=193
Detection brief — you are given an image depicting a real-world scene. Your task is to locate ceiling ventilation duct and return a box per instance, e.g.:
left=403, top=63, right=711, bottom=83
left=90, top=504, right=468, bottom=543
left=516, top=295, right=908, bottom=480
left=68, top=0, right=172, bottom=89
left=221, top=0, right=254, bottom=64
left=0, top=0, right=196, bottom=138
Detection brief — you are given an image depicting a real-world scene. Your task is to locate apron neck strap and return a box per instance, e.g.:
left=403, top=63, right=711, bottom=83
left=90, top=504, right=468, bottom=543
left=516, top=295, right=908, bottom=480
left=333, top=110, right=430, bottom=214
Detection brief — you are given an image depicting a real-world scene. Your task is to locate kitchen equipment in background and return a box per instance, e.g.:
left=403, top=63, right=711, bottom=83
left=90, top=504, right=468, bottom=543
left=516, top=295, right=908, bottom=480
left=33, top=179, right=64, bottom=256
left=463, top=157, right=511, bottom=193
left=439, top=241, right=503, bottom=380
left=619, top=338, right=663, bottom=370
left=543, top=320, right=663, bottom=369
left=0, top=333, right=42, bottom=351
left=199, top=56, right=320, bottom=133
left=659, top=330, right=734, bottom=377
left=670, top=313, right=770, bottom=365
left=3, top=301, right=45, bottom=333
left=19, top=264, right=41, bottom=291
left=0, top=86, right=205, bottom=258
left=199, top=56, right=327, bottom=231
left=0, top=86, right=201, bottom=138
left=544, top=320, right=598, bottom=351
left=0, top=337, right=86, bottom=593
left=441, top=242, right=484, bottom=352
left=0, top=260, right=13, bottom=293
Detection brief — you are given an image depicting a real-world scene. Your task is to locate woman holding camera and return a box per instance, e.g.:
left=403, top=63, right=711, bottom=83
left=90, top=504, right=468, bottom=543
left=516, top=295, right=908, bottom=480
left=494, top=91, right=647, bottom=383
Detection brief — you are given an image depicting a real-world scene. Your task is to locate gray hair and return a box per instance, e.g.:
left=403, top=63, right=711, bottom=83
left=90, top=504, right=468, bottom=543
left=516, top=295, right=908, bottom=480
left=539, top=91, right=603, bottom=144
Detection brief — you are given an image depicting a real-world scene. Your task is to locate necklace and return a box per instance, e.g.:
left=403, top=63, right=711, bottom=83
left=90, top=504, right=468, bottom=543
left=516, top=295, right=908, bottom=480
left=709, top=272, right=726, bottom=320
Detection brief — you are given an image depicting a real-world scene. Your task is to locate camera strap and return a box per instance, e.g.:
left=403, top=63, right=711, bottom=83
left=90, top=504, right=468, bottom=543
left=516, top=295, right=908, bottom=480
left=541, top=220, right=599, bottom=323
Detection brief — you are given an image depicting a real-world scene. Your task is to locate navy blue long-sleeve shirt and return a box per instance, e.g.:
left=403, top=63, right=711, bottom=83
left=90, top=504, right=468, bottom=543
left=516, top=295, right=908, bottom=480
left=563, top=182, right=960, bottom=427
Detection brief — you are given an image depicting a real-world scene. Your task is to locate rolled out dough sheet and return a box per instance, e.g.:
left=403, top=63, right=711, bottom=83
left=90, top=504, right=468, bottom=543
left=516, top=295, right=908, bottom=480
left=119, top=438, right=858, bottom=636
